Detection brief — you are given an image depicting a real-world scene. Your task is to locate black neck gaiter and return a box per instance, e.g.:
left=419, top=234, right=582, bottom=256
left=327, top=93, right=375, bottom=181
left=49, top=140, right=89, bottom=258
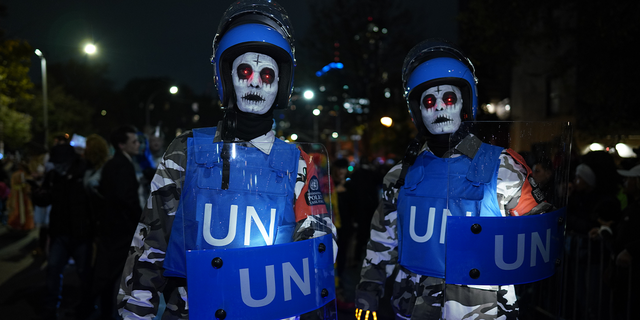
left=426, top=124, right=469, bottom=158
left=233, top=108, right=274, bottom=141
left=427, top=133, right=452, bottom=158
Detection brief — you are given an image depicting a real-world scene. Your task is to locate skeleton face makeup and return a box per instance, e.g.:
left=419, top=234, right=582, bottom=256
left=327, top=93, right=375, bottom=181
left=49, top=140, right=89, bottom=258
left=232, top=52, right=279, bottom=114
left=420, top=85, right=463, bottom=135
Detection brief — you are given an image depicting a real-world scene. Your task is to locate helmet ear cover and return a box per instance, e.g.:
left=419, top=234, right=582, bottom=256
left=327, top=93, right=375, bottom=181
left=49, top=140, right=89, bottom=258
left=218, top=41, right=293, bottom=110
left=407, top=77, right=474, bottom=132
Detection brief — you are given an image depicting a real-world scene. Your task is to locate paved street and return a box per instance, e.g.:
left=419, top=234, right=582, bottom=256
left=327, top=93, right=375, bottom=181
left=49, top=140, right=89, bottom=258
left=0, top=225, right=56, bottom=319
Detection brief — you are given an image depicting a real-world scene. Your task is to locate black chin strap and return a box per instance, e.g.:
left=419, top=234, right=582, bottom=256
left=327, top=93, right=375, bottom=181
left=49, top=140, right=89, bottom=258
left=221, top=106, right=237, bottom=143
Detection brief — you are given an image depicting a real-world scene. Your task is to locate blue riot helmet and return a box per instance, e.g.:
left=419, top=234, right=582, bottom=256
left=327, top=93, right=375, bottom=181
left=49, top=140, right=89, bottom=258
left=402, top=39, right=478, bottom=134
left=212, top=0, right=296, bottom=110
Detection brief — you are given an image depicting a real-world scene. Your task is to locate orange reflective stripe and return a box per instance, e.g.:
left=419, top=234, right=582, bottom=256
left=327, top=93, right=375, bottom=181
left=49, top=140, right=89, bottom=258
left=506, top=148, right=539, bottom=216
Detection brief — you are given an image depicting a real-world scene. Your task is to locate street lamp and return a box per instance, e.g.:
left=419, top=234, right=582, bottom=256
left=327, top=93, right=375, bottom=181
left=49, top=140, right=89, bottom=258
left=312, top=108, right=320, bottom=142
left=34, top=49, right=48, bottom=149
left=84, top=43, right=97, bottom=55
left=303, top=90, right=314, bottom=100
left=146, top=86, right=178, bottom=132
left=380, top=116, right=393, bottom=127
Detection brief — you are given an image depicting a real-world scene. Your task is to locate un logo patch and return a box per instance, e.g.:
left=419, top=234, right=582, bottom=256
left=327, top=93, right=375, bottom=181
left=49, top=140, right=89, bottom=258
left=305, top=176, right=325, bottom=206
left=310, top=177, right=319, bottom=191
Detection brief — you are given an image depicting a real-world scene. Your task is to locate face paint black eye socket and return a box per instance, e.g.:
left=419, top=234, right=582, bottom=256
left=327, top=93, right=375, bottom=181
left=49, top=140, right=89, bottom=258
left=422, top=94, right=437, bottom=109
left=237, top=64, right=252, bottom=80
left=260, top=68, right=275, bottom=85
left=443, top=91, right=457, bottom=106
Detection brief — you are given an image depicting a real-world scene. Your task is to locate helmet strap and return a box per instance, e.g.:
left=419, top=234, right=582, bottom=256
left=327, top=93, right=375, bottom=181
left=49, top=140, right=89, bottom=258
left=221, top=104, right=237, bottom=143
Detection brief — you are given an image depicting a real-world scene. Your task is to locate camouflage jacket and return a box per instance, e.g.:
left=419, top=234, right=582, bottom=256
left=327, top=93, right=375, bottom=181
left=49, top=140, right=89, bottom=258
left=118, top=129, right=336, bottom=320
left=356, top=136, right=549, bottom=319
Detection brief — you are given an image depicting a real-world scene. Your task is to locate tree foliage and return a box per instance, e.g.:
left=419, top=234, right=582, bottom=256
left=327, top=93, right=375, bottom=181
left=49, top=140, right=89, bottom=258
left=16, top=85, right=93, bottom=139
left=0, top=38, right=34, bottom=106
left=0, top=37, right=35, bottom=150
left=0, top=104, right=32, bottom=150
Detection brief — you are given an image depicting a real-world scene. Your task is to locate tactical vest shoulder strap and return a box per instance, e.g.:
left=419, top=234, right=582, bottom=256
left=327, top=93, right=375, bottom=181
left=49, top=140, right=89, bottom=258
left=192, top=127, right=222, bottom=168
left=456, top=135, right=503, bottom=184
left=270, top=138, right=299, bottom=173
left=192, top=126, right=217, bottom=142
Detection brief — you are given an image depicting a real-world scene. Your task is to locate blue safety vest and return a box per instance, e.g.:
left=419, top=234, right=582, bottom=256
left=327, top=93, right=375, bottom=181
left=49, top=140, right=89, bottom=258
left=397, top=143, right=504, bottom=278
left=164, top=127, right=300, bottom=278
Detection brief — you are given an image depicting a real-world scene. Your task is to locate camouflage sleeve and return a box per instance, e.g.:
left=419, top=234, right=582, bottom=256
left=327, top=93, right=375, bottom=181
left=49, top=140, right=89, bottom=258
left=355, top=162, right=403, bottom=311
left=118, top=132, right=191, bottom=320
left=498, top=149, right=553, bottom=216
left=496, top=151, right=527, bottom=216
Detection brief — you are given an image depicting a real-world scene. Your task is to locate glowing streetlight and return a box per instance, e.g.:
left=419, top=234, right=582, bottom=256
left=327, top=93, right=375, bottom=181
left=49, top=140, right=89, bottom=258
left=34, top=49, right=48, bottom=149
left=380, top=116, right=393, bottom=127
left=146, top=86, right=179, bottom=130
left=84, top=43, right=97, bottom=55
left=290, top=133, right=298, bottom=141
left=589, top=143, right=605, bottom=151
left=332, top=132, right=339, bottom=139
left=616, top=143, right=636, bottom=158
left=312, top=108, right=321, bottom=116
left=303, top=90, right=314, bottom=100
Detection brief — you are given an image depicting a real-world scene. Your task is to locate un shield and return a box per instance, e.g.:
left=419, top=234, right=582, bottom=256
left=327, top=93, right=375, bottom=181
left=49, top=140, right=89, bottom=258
left=170, top=130, right=335, bottom=320
left=444, top=121, right=571, bottom=318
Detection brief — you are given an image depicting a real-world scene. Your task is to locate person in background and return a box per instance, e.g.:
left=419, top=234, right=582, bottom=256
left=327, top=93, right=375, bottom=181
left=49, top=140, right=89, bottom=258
left=94, top=125, right=142, bottom=320
left=76, top=134, right=111, bottom=319
left=607, top=163, right=640, bottom=319
left=566, top=150, right=621, bottom=319
left=38, top=142, right=94, bottom=320
left=532, top=157, right=559, bottom=207
left=0, top=164, right=9, bottom=225
left=332, top=158, right=355, bottom=310
left=29, top=150, right=52, bottom=256
left=7, top=159, right=34, bottom=231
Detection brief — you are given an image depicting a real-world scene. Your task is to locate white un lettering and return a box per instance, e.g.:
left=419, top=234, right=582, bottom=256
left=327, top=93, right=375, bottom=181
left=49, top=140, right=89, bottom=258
left=239, top=258, right=311, bottom=307
left=409, top=206, right=456, bottom=244
left=495, top=229, right=551, bottom=270
left=202, top=204, right=276, bottom=246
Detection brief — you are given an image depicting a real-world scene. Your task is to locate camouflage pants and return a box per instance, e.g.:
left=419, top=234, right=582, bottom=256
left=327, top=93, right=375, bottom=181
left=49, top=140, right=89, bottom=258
left=391, top=269, right=519, bottom=320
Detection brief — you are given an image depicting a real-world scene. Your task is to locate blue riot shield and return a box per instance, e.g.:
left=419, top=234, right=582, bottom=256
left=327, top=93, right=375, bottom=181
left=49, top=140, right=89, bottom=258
left=169, top=133, right=336, bottom=319
left=186, top=234, right=335, bottom=319
left=442, top=121, right=571, bottom=281
left=441, top=121, right=572, bottom=317
left=445, top=207, right=566, bottom=285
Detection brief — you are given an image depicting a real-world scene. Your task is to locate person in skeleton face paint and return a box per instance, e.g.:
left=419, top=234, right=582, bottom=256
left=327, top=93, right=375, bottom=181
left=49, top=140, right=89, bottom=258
left=116, top=1, right=337, bottom=319
left=232, top=52, right=279, bottom=115
left=355, top=39, right=553, bottom=320
left=420, top=84, right=463, bottom=135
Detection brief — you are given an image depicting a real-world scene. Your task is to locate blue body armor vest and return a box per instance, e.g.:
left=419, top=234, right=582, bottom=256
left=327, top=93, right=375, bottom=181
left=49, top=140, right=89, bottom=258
left=397, top=143, right=504, bottom=278
left=164, top=127, right=300, bottom=278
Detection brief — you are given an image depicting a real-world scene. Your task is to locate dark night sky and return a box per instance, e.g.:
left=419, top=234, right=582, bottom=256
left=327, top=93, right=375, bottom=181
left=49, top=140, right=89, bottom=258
left=1, top=0, right=458, bottom=96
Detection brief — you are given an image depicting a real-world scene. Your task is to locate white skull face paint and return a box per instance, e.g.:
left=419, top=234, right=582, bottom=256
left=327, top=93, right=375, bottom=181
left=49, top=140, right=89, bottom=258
left=232, top=52, right=279, bottom=114
left=420, top=85, right=463, bottom=135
